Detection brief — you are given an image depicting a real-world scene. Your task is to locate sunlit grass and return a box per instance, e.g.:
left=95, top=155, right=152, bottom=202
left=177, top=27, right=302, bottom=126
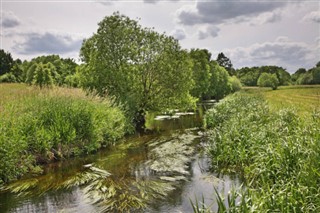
left=241, top=85, right=320, bottom=116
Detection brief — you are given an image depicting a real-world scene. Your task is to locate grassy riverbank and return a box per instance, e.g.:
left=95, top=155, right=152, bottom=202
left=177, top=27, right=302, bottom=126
left=203, top=87, right=320, bottom=212
left=0, top=84, right=128, bottom=184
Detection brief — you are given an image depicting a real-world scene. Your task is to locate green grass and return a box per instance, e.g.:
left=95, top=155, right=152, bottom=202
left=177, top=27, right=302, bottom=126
left=242, top=85, right=320, bottom=116
left=0, top=83, right=128, bottom=184
left=203, top=92, right=320, bottom=212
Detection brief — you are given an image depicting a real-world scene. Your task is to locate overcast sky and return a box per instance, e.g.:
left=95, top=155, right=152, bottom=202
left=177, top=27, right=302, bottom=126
left=1, top=0, right=319, bottom=73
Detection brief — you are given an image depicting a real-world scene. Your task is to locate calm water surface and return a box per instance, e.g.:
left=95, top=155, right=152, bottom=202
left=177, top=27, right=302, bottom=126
left=0, top=105, right=241, bottom=213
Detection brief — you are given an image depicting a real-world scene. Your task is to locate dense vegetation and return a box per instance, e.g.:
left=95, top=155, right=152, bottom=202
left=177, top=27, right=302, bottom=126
left=204, top=92, right=320, bottom=212
left=0, top=84, right=128, bottom=184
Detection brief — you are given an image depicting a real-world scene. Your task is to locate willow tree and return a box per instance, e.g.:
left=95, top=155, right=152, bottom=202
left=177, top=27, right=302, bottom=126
left=80, top=13, right=195, bottom=130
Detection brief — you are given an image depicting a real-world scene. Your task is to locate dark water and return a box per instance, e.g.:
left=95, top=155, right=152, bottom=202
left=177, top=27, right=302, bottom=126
left=0, top=105, right=241, bottom=213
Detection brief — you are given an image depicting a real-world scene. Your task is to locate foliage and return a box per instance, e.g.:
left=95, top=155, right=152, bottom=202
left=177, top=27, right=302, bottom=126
left=32, top=62, right=55, bottom=88
left=0, top=49, right=14, bottom=76
left=80, top=12, right=196, bottom=129
left=236, top=66, right=291, bottom=86
left=204, top=93, right=320, bottom=212
left=206, top=61, right=231, bottom=100
left=257, top=72, right=279, bottom=90
left=228, top=76, right=242, bottom=92
left=0, top=84, right=127, bottom=183
left=216, top=52, right=234, bottom=76
left=0, top=72, right=17, bottom=83
left=190, top=49, right=212, bottom=99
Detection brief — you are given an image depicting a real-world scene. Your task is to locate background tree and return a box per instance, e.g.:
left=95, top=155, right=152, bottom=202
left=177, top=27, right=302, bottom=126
left=189, top=49, right=211, bottom=100
left=206, top=61, right=231, bottom=99
left=32, top=62, right=54, bottom=88
left=80, top=12, right=196, bottom=130
left=0, top=49, right=14, bottom=76
left=229, top=76, right=242, bottom=92
left=32, top=62, right=55, bottom=88
left=216, top=52, right=235, bottom=76
left=292, top=68, right=306, bottom=82
left=257, top=73, right=279, bottom=90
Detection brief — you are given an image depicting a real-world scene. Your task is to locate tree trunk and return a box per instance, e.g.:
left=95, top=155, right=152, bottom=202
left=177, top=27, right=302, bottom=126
left=134, top=110, right=146, bottom=132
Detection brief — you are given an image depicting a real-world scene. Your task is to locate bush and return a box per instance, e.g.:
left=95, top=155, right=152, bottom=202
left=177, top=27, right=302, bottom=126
left=0, top=73, right=16, bottom=83
left=204, top=93, right=320, bottom=212
left=257, top=73, right=279, bottom=90
left=0, top=86, right=128, bottom=183
left=228, top=76, right=242, bottom=92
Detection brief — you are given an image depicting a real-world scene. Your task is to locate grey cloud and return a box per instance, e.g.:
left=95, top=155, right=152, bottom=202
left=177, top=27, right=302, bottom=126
left=303, top=11, right=320, bottom=23
left=223, top=37, right=315, bottom=72
left=13, top=32, right=83, bottom=55
left=177, top=1, right=286, bottom=25
left=197, top=26, right=220, bottom=40
left=2, top=11, right=21, bottom=28
left=171, top=28, right=186, bottom=40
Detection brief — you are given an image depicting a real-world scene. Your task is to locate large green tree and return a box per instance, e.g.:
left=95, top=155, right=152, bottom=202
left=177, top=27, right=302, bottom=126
left=189, top=49, right=211, bottom=100
left=80, top=12, right=196, bottom=130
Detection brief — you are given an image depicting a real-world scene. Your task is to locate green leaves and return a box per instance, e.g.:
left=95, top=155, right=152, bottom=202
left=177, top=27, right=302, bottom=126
left=80, top=12, right=196, bottom=129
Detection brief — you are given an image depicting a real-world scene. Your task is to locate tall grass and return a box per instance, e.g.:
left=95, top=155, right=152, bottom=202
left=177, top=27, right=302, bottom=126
left=0, top=84, right=128, bottom=184
left=203, top=93, right=320, bottom=212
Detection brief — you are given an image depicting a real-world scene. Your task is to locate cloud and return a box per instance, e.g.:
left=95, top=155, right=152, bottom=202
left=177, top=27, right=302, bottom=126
left=303, top=11, right=320, bottom=23
left=1, top=11, right=21, bottom=28
left=197, top=26, right=220, bottom=40
left=176, top=1, right=286, bottom=25
left=249, top=11, right=282, bottom=25
left=221, top=37, right=316, bottom=72
left=12, top=31, right=83, bottom=55
left=171, top=28, right=186, bottom=40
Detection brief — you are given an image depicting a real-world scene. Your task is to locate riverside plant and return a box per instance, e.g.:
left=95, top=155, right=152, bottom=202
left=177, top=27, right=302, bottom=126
left=201, top=93, right=320, bottom=212
left=0, top=85, right=128, bottom=184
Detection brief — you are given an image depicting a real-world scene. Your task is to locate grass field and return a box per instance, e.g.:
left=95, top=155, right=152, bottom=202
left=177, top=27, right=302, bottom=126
left=242, top=85, right=320, bottom=116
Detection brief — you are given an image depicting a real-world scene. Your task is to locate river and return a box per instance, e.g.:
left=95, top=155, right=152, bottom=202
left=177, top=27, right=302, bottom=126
left=0, top=105, right=241, bottom=213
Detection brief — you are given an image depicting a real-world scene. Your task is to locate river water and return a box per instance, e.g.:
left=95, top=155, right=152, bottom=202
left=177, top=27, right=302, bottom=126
left=0, top=106, right=241, bottom=213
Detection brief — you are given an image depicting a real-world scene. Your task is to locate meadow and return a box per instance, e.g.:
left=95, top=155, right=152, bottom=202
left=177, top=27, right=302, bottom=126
left=0, top=83, right=128, bottom=184
left=242, top=85, right=320, bottom=116
left=202, top=85, right=320, bottom=212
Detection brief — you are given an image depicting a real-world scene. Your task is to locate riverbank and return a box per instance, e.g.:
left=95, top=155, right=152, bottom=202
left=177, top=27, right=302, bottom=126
left=204, top=91, right=320, bottom=212
left=0, top=83, right=129, bottom=184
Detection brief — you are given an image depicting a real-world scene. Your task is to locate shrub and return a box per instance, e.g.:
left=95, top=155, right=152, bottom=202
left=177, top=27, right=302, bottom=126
left=257, top=73, right=279, bottom=90
left=0, top=73, right=16, bottom=83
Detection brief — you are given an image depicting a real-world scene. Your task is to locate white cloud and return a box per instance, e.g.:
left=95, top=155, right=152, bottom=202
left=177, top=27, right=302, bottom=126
left=221, top=37, right=316, bottom=72
left=303, top=11, right=320, bottom=23
left=249, top=11, right=282, bottom=25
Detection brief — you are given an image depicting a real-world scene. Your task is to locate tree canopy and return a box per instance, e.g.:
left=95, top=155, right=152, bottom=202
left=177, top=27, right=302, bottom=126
left=257, top=73, right=279, bottom=90
left=80, top=12, right=196, bottom=129
left=216, top=52, right=234, bottom=76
